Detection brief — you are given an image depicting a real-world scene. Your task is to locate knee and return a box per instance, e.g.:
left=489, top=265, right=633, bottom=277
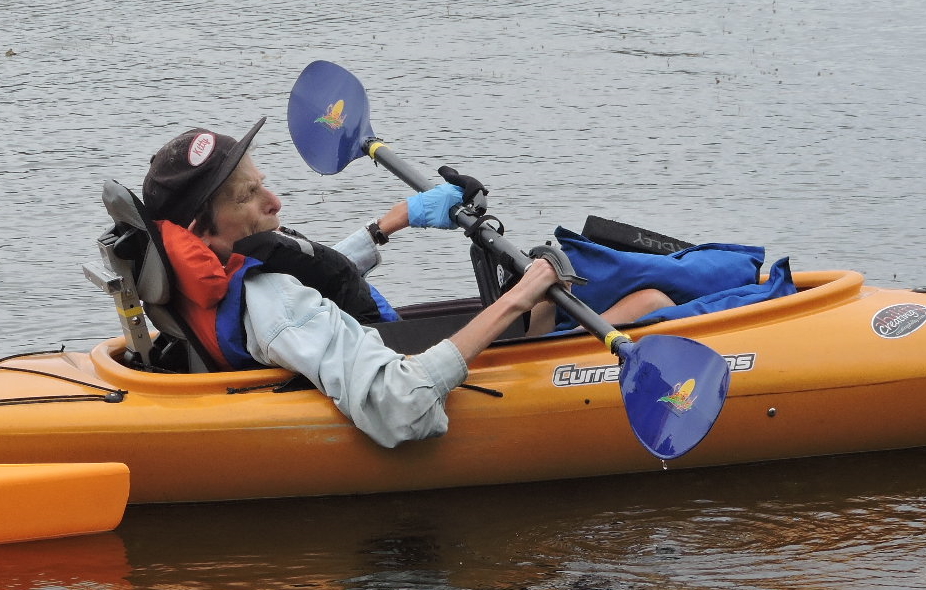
left=637, top=288, right=675, bottom=312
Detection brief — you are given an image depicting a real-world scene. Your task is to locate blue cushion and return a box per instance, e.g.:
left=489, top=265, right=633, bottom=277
left=552, top=226, right=795, bottom=329
left=636, top=256, right=796, bottom=322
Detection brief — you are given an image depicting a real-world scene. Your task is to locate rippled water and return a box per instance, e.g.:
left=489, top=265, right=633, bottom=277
left=4, top=0, right=925, bottom=353
left=2, top=0, right=926, bottom=588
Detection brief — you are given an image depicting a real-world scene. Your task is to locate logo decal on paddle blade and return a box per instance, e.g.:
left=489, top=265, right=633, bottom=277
left=315, top=99, right=346, bottom=130
left=658, top=378, right=697, bottom=413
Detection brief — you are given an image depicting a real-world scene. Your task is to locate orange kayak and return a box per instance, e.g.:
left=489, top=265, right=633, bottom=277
left=0, top=270, right=924, bottom=504
left=0, top=463, right=129, bottom=544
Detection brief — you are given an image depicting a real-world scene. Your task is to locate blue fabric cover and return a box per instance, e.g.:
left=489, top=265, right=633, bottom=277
left=636, top=256, right=796, bottom=323
left=370, top=285, right=401, bottom=322
left=552, top=226, right=796, bottom=329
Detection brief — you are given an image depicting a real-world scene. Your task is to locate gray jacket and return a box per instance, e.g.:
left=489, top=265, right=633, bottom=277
left=241, top=228, right=468, bottom=448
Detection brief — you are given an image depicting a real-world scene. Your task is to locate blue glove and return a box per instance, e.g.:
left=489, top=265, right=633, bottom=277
left=406, top=183, right=464, bottom=229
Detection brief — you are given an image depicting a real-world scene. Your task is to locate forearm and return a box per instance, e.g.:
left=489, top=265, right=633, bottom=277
left=377, top=201, right=410, bottom=237
left=449, top=293, right=527, bottom=363
left=450, top=259, right=560, bottom=362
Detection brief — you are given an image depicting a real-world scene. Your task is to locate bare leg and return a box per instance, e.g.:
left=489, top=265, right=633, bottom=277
left=525, top=300, right=557, bottom=337
left=526, top=288, right=675, bottom=337
left=600, top=289, right=674, bottom=325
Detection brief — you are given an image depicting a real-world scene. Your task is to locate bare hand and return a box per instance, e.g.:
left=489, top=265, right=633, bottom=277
left=506, top=259, right=560, bottom=313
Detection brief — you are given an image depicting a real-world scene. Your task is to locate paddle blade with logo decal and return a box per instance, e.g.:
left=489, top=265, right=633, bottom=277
left=288, top=60, right=375, bottom=175
left=617, top=335, right=729, bottom=460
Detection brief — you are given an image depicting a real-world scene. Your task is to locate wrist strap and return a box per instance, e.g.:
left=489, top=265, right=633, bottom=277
left=365, top=219, right=389, bottom=245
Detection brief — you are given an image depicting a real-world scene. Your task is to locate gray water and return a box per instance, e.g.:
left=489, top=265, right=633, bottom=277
left=2, top=0, right=926, bottom=588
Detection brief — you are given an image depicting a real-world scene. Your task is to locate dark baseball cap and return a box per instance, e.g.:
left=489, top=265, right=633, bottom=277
left=143, top=118, right=266, bottom=227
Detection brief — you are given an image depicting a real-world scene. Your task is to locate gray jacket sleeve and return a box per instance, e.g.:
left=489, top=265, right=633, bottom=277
left=241, top=271, right=468, bottom=448
left=333, top=228, right=381, bottom=276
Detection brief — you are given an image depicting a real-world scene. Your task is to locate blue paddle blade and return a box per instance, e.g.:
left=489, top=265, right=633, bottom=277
left=618, top=335, right=729, bottom=460
left=287, top=60, right=375, bottom=175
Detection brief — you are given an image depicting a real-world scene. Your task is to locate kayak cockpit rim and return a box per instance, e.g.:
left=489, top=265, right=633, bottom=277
left=87, top=270, right=867, bottom=391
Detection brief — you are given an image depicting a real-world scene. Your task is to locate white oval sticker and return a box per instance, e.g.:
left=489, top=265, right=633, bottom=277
left=188, top=132, right=216, bottom=166
left=871, top=303, right=926, bottom=339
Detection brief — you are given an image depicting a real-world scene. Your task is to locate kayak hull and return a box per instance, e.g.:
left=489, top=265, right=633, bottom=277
left=0, top=463, right=129, bottom=544
left=1, top=271, right=924, bottom=504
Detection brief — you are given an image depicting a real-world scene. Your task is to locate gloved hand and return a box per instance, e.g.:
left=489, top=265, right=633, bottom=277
left=406, top=183, right=464, bottom=229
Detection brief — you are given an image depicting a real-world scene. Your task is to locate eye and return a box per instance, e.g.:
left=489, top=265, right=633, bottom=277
left=236, top=185, right=259, bottom=204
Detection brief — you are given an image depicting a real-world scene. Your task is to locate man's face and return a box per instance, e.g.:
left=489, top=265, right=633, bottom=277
left=203, top=154, right=282, bottom=262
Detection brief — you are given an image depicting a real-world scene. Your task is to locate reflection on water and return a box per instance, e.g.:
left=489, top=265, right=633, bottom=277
left=3, top=0, right=926, bottom=587
left=0, top=533, right=131, bottom=589
left=3, top=449, right=925, bottom=589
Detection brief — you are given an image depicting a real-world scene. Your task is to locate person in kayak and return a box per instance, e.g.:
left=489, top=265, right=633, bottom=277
left=142, top=118, right=562, bottom=448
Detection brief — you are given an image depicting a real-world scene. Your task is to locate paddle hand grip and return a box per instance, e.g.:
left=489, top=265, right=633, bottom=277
left=527, top=244, right=588, bottom=285
left=438, top=166, right=488, bottom=215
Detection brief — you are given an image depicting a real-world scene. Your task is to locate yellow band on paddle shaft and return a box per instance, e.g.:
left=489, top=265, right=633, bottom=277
left=117, top=306, right=145, bottom=319
left=367, top=141, right=387, bottom=161
left=604, top=329, right=630, bottom=351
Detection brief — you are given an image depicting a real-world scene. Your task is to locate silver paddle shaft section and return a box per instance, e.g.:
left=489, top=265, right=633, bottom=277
left=363, top=139, right=434, bottom=193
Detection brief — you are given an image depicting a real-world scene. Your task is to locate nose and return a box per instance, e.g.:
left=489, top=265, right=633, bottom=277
left=264, top=187, right=282, bottom=215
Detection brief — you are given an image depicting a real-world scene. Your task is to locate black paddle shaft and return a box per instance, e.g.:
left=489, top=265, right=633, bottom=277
left=362, top=140, right=630, bottom=354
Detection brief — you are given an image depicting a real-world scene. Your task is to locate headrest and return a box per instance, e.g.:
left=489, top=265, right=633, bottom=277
left=100, top=179, right=171, bottom=305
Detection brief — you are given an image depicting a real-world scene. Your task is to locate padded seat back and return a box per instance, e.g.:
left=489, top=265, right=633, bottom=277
left=95, top=180, right=216, bottom=373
